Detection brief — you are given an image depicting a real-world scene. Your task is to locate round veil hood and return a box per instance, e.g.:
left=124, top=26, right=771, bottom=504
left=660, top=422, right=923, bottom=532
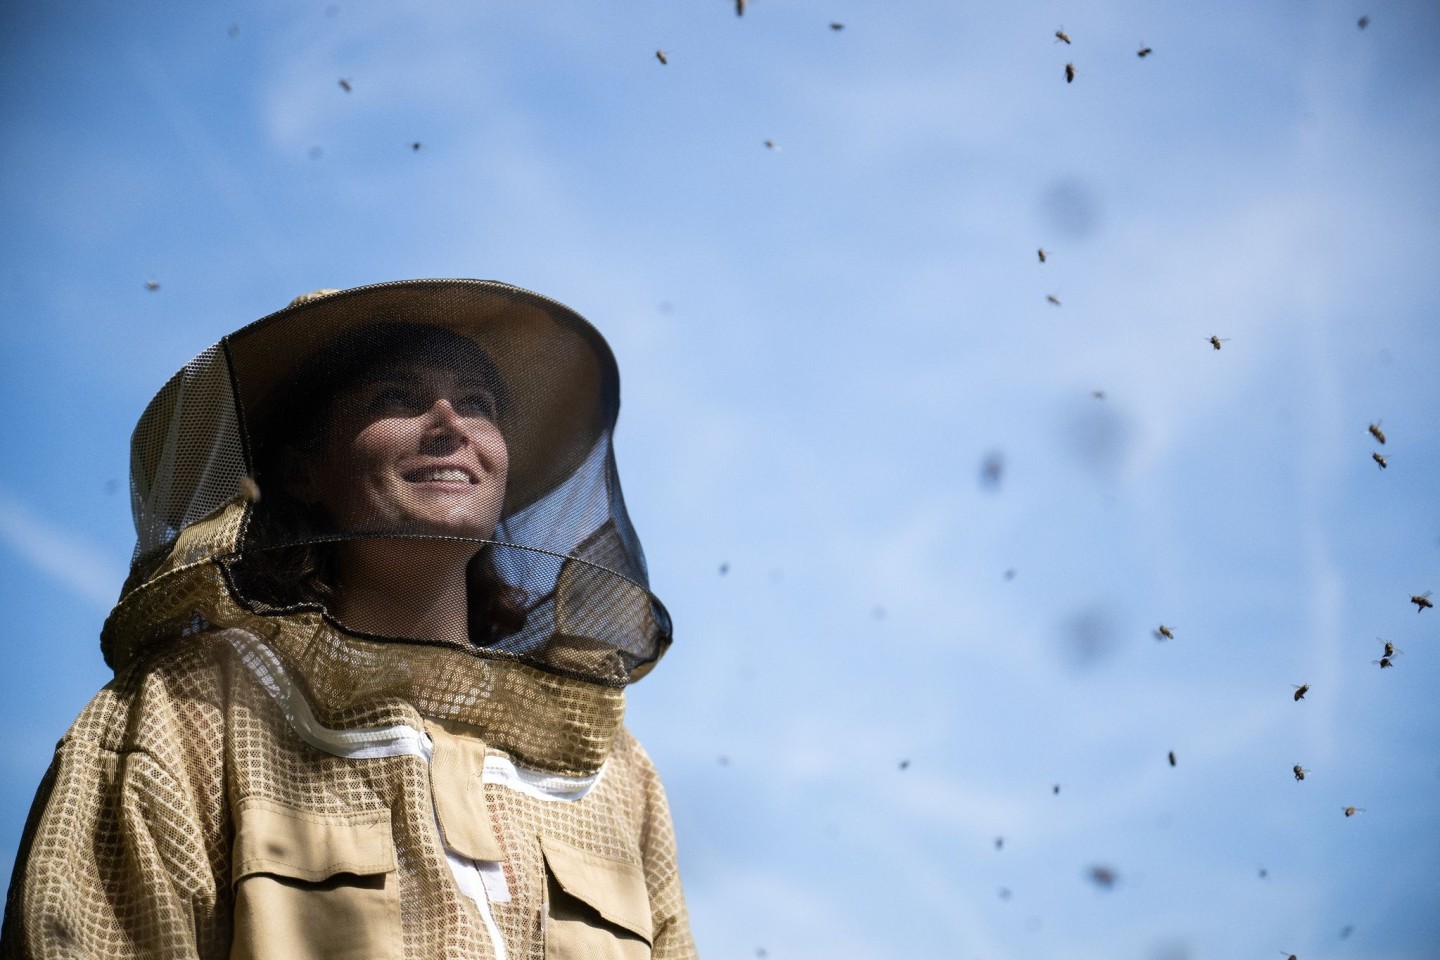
left=105, top=279, right=671, bottom=688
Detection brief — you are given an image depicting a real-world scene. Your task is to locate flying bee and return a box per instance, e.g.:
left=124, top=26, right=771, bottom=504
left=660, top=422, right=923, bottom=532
left=1367, top=420, right=1385, bottom=444
left=1372, top=451, right=1387, bottom=469
left=1088, top=865, right=1117, bottom=888
left=236, top=475, right=261, bottom=504
left=1055, top=27, right=1072, bottom=44
left=1046, top=294, right=1062, bottom=306
left=338, top=78, right=352, bottom=92
left=1377, top=638, right=1401, bottom=658
left=1154, top=624, right=1174, bottom=641
left=1208, top=336, right=1230, bottom=350
left=1137, top=45, right=1153, bottom=58
left=1373, top=656, right=1393, bottom=669
left=1292, top=764, right=1308, bottom=782
left=763, top=139, right=778, bottom=150
left=1279, top=954, right=1298, bottom=960
left=144, top=279, right=160, bottom=291
left=1037, top=247, right=1048, bottom=263
left=1357, top=15, right=1370, bottom=29
left=829, top=22, right=844, bottom=31
left=1065, top=62, right=1076, bottom=83
left=655, top=50, right=668, bottom=65
left=411, top=141, right=422, bottom=151
left=1052, top=783, right=1061, bottom=795
left=1411, top=591, right=1432, bottom=612
left=1343, top=806, right=1365, bottom=817
left=1292, top=683, right=1309, bottom=701
left=1091, top=390, right=1105, bottom=400
left=735, top=0, right=745, bottom=16
left=1168, top=751, right=1176, bottom=766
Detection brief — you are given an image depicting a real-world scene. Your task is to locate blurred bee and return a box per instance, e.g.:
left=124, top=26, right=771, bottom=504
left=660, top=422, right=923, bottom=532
left=1155, top=624, right=1174, bottom=641
left=1037, top=247, right=1048, bottom=263
left=1411, top=591, right=1433, bottom=611
left=1343, top=806, right=1365, bottom=817
left=1065, top=62, right=1076, bottom=83
left=1377, top=638, right=1401, bottom=658
left=829, top=22, right=844, bottom=31
left=1367, top=420, right=1385, bottom=444
left=1137, top=45, right=1153, bottom=58
left=1373, top=656, right=1393, bottom=669
left=1055, top=27, right=1072, bottom=44
left=1046, top=294, right=1061, bottom=306
left=1091, top=390, right=1105, bottom=400
left=144, top=279, right=160, bottom=291
left=735, top=0, right=745, bottom=16
left=226, top=23, right=241, bottom=38
left=1168, top=751, right=1176, bottom=767
left=1208, top=336, right=1230, bottom=350
left=1292, top=683, right=1309, bottom=701
left=1357, top=15, right=1370, bottom=29
left=338, top=78, right=352, bottom=92
left=1372, top=452, right=1387, bottom=469
left=1052, top=783, right=1061, bottom=795
left=1292, top=764, right=1308, bottom=781
left=763, top=139, right=777, bottom=150
left=898, top=759, right=910, bottom=771
left=411, top=142, right=422, bottom=152
left=1279, top=954, right=1298, bottom=960
left=237, top=475, right=261, bottom=504
left=1088, top=865, right=1117, bottom=888
left=995, top=836, right=1004, bottom=850
left=655, top=50, right=668, bottom=65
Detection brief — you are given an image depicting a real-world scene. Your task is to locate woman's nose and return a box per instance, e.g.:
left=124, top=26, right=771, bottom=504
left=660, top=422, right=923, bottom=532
left=419, top=399, right=467, bottom=453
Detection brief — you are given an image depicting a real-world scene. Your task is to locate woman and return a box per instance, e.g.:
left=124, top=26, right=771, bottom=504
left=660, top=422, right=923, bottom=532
left=1, top=281, right=695, bottom=959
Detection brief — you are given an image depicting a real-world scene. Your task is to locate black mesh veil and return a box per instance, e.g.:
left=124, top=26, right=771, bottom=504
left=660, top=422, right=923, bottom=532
left=112, top=280, right=671, bottom=686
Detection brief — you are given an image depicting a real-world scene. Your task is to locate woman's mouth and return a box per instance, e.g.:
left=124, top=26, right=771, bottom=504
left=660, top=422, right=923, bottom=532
left=404, top=467, right=476, bottom=484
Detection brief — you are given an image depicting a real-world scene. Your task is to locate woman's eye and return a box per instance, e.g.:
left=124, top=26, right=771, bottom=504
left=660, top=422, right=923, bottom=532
left=370, top=387, right=423, bottom=412
left=455, top=393, right=498, bottom=418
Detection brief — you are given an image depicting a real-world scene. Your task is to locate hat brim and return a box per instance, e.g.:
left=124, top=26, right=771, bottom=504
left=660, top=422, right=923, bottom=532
left=224, top=279, right=619, bottom=515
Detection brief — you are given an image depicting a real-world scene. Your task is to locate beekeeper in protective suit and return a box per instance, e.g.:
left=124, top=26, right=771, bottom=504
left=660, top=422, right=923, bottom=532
left=1, top=280, right=696, bottom=959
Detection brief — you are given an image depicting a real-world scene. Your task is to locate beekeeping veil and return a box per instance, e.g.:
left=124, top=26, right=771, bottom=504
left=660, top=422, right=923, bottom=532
left=101, top=280, right=670, bottom=774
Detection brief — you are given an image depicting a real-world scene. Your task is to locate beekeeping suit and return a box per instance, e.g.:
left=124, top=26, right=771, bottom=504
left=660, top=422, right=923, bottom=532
left=1, top=281, right=696, bottom=960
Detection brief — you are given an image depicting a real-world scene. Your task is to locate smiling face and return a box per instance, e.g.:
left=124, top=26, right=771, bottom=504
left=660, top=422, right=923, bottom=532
left=294, top=362, right=510, bottom=541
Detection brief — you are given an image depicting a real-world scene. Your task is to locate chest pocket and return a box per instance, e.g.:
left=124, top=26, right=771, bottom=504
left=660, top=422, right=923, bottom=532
left=541, top=835, right=653, bottom=960
left=230, top=797, right=401, bottom=960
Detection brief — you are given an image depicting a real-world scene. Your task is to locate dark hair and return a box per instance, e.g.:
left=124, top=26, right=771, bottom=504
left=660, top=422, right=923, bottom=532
left=234, top=323, right=527, bottom=645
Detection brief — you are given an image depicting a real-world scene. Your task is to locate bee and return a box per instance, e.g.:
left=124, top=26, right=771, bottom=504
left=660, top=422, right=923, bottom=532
left=763, top=139, right=777, bottom=150
left=1279, top=954, right=1298, bottom=960
left=1046, top=294, right=1062, bottom=306
left=1357, top=15, right=1370, bottom=29
left=1292, top=764, right=1308, bottom=782
left=1052, top=783, right=1061, bottom=795
left=411, top=142, right=422, bottom=151
left=1208, top=335, right=1230, bottom=350
left=898, top=759, right=910, bottom=771
left=1292, top=683, right=1309, bottom=701
left=1088, top=865, right=1117, bottom=888
left=237, top=475, right=261, bottom=504
left=1372, top=451, right=1387, bottom=469
left=1373, top=656, right=1393, bottom=669
left=1037, top=247, right=1048, bottom=263
left=735, top=0, right=745, bottom=16
left=1258, top=866, right=1268, bottom=879
left=226, top=23, right=241, bottom=38
left=1137, top=45, right=1153, bottom=58
left=1091, top=390, right=1105, bottom=400
left=338, top=78, right=352, bottom=92
left=1377, top=638, right=1400, bottom=658
left=718, top=562, right=729, bottom=576
left=655, top=50, right=668, bottom=65
left=1065, top=62, right=1076, bottom=83
left=829, top=22, right=844, bottom=31
left=1154, top=624, right=1174, bottom=641
left=1055, top=27, right=1072, bottom=44
left=1343, top=806, right=1365, bottom=817
left=1411, top=591, right=1433, bottom=612
left=1168, top=751, right=1176, bottom=767
left=1367, top=420, right=1385, bottom=444
left=144, top=279, right=160, bottom=291
left=995, top=836, right=1004, bottom=850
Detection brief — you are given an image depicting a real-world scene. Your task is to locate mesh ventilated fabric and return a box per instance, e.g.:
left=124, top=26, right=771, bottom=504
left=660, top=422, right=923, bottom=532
left=2, top=281, right=696, bottom=959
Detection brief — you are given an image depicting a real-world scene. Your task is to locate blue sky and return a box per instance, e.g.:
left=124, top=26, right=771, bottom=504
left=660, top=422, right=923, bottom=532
left=2, top=1, right=1438, bottom=957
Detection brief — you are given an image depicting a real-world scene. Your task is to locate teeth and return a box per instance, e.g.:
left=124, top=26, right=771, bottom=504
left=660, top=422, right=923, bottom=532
left=417, top=468, right=472, bottom=483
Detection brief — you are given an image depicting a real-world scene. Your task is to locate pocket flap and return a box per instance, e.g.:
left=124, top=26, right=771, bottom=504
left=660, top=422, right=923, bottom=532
left=233, top=797, right=396, bottom=885
left=540, top=835, right=652, bottom=943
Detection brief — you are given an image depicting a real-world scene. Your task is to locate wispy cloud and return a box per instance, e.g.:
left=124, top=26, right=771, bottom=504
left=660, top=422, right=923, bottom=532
left=0, top=488, right=120, bottom=610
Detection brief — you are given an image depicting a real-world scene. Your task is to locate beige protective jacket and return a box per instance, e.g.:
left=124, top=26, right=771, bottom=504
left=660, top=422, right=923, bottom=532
left=2, top=585, right=696, bottom=960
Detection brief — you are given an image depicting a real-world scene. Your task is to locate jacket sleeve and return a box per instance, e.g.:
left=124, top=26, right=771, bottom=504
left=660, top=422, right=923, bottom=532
left=1, top=669, right=231, bottom=960
left=630, top=738, right=698, bottom=960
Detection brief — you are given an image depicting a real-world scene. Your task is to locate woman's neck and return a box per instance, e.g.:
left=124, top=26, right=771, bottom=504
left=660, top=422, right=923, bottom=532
left=332, top=540, right=478, bottom=644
